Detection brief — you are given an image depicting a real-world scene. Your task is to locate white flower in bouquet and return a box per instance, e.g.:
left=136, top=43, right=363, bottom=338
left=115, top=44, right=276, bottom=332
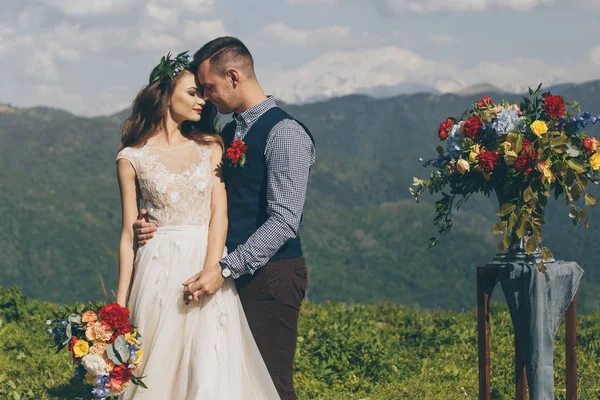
left=82, top=353, right=108, bottom=376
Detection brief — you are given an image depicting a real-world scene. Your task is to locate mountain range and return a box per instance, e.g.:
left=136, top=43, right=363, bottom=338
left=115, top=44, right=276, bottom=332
left=2, top=80, right=600, bottom=312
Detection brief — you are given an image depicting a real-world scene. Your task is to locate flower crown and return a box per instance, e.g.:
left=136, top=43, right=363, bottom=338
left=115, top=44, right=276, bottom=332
left=149, top=51, right=191, bottom=84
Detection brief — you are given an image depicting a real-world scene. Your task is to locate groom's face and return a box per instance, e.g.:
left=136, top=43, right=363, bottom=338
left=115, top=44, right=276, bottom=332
left=197, top=60, right=235, bottom=114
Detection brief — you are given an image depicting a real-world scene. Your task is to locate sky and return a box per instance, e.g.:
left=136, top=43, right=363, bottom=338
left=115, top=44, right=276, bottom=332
left=1, top=0, right=599, bottom=116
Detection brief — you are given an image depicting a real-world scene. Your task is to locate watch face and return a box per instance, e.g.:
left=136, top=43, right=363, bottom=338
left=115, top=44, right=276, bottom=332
left=222, top=268, right=231, bottom=278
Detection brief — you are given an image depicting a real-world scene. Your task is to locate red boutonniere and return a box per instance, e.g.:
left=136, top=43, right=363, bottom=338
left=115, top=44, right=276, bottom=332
left=227, top=140, right=248, bottom=167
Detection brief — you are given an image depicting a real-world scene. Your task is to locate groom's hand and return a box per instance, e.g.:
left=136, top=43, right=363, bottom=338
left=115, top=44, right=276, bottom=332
left=133, top=209, right=157, bottom=246
left=182, top=262, right=225, bottom=302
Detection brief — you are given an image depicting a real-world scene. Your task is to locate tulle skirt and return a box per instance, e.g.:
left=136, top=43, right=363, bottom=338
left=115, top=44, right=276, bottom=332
left=120, top=225, right=279, bottom=400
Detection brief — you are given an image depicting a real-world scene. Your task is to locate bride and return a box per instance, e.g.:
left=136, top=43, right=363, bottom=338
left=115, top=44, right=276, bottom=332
left=115, top=52, right=279, bottom=399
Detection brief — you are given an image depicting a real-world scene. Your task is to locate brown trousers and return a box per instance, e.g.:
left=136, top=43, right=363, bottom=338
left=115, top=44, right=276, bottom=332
left=235, top=256, right=308, bottom=400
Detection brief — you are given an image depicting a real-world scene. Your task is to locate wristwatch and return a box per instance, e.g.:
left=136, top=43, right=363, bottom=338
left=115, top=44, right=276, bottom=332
left=220, top=262, right=232, bottom=278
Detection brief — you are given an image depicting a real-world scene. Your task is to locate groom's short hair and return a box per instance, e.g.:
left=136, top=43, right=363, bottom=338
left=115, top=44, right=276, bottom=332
left=193, top=37, right=255, bottom=78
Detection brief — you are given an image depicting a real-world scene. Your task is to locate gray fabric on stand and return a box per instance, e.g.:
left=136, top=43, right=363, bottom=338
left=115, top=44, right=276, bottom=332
left=498, top=260, right=583, bottom=400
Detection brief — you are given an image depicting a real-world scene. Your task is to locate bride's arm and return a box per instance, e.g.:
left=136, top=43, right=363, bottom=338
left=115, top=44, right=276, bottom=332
left=204, top=145, right=228, bottom=268
left=116, top=159, right=140, bottom=307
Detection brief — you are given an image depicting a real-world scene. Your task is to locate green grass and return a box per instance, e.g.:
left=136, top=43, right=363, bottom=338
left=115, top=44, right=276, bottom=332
left=1, top=286, right=600, bottom=399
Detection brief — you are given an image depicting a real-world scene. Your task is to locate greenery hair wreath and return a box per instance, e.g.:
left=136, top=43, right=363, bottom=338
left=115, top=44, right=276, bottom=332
left=149, top=51, right=191, bottom=84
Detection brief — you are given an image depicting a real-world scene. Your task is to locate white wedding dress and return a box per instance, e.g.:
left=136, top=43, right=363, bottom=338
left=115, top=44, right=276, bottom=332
left=116, top=141, right=279, bottom=400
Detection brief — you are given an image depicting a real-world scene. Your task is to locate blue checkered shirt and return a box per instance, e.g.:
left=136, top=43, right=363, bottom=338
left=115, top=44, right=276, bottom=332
left=220, top=96, right=316, bottom=278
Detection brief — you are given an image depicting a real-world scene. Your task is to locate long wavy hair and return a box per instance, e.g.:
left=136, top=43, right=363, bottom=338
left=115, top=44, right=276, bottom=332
left=120, top=66, right=222, bottom=151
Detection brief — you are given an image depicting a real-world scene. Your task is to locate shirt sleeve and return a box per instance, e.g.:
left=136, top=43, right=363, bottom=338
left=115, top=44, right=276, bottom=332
left=220, top=119, right=315, bottom=278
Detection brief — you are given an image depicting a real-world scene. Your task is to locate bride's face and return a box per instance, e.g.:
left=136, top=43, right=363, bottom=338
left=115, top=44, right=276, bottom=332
left=169, top=72, right=205, bottom=124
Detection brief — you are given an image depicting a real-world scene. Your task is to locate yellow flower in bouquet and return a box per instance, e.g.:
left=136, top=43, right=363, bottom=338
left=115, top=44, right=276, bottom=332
left=500, top=142, right=518, bottom=165
left=456, top=159, right=470, bottom=174
left=536, top=160, right=555, bottom=184
left=469, top=144, right=480, bottom=162
left=531, top=120, right=548, bottom=136
left=125, top=331, right=139, bottom=345
left=590, top=153, right=600, bottom=170
left=73, top=339, right=90, bottom=358
left=133, top=349, right=143, bottom=365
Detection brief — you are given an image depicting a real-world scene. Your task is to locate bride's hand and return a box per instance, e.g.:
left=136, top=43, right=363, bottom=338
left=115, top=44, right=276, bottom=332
left=182, top=263, right=225, bottom=303
left=182, top=272, right=201, bottom=304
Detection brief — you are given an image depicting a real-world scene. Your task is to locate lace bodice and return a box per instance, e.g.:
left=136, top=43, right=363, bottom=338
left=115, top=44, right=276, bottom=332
left=116, top=141, right=216, bottom=227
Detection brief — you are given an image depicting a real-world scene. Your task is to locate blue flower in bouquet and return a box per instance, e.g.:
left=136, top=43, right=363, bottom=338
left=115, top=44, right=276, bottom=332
left=447, top=121, right=463, bottom=159
left=92, top=387, right=111, bottom=398
left=492, top=108, right=524, bottom=135
left=95, top=374, right=111, bottom=388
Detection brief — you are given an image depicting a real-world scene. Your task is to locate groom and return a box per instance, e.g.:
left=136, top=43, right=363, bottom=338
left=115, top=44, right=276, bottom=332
left=134, top=37, right=315, bottom=400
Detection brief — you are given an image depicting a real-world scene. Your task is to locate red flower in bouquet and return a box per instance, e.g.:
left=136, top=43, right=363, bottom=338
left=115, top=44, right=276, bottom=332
left=478, top=149, right=499, bottom=173
left=513, top=139, right=537, bottom=176
left=227, top=140, right=248, bottom=167
left=464, top=116, right=483, bottom=140
left=543, top=94, right=565, bottom=118
left=110, top=364, right=133, bottom=383
left=99, top=303, right=131, bottom=335
left=583, top=137, right=599, bottom=155
left=478, top=96, right=493, bottom=108
left=68, top=336, right=78, bottom=356
left=438, top=118, right=453, bottom=140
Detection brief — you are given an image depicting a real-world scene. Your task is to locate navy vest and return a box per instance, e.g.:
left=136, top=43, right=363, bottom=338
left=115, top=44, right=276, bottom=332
left=222, top=107, right=314, bottom=262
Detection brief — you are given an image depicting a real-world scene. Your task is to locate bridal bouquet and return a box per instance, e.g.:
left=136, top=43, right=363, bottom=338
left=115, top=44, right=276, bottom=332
left=410, top=84, right=600, bottom=271
left=46, top=303, right=146, bottom=398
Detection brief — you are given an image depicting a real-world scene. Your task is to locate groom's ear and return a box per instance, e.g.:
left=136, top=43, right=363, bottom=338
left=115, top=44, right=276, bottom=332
left=227, top=69, right=240, bottom=88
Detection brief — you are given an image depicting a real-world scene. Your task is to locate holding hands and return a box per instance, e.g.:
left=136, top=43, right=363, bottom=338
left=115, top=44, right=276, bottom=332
left=182, top=262, right=225, bottom=304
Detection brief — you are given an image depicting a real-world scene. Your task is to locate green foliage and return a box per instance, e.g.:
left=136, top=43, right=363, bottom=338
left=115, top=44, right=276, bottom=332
left=2, top=287, right=600, bottom=399
left=149, top=51, right=191, bottom=83
left=1, top=82, right=600, bottom=312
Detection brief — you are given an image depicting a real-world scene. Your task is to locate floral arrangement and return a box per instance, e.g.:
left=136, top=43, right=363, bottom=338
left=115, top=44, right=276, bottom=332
left=46, top=303, right=146, bottom=398
left=410, top=84, right=600, bottom=271
left=149, top=51, right=191, bottom=83
left=227, top=139, right=248, bottom=167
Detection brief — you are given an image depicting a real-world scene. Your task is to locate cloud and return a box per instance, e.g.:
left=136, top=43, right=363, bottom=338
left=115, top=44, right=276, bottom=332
left=266, top=47, right=587, bottom=104
left=430, top=34, right=456, bottom=45
left=25, top=40, right=81, bottom=81
left=314, top=25, right=351, bottom=41
left=40, top=0, right=141, bottom=16
left=184, top=19, right=226, bottom=42
left=375, top=0, right=556, bottom=15
left=53, top=23, right=129, bottom=53
left=286, top=0, right=338, bottom=5
left=136, top=30, right=181, bottom=50
left=589, top=46, right=600, bottom=66
left=576, top=0, right=600, bottom=10
left=145, top=3, right=181, bottom=29
left=263, top=23, right=309, bottom=46
left=262, top=23, right=350, bottom=47
left=178, top=0, right=218, bottom=13
left=16, top=7, right=46, bottom=29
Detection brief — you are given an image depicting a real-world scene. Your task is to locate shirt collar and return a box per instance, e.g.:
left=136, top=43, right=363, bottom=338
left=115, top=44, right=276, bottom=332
left=233, top=95, right=277, bottom=130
